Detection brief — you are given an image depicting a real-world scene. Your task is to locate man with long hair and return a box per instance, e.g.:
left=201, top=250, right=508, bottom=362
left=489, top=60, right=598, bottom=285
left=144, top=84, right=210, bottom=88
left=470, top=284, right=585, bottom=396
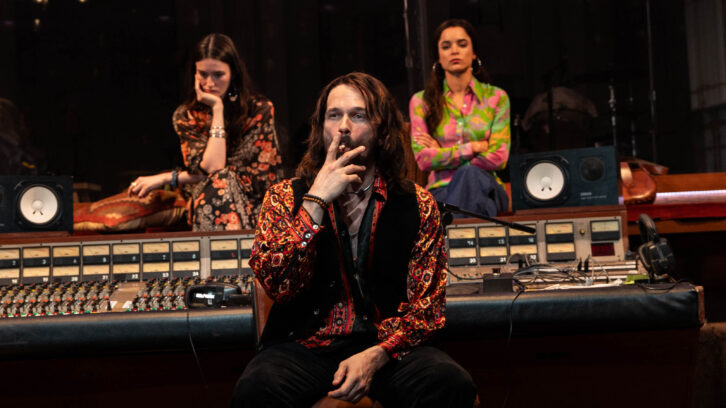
left=232, top=72, right=476, bottom=407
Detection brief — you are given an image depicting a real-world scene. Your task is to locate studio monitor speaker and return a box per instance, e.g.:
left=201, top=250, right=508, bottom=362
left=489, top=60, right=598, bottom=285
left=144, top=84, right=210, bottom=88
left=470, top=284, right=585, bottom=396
left=509, top=146, right=618, bottom=211
left=0, top=175, right=73, bottom=233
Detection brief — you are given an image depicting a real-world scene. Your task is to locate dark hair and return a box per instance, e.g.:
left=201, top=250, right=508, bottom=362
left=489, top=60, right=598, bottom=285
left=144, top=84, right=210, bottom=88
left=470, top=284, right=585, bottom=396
left=423, top=19, right=491, bottom=134
left=186, top=33, right=253, bottom=132
left=296, top=72, right=409, bottom=191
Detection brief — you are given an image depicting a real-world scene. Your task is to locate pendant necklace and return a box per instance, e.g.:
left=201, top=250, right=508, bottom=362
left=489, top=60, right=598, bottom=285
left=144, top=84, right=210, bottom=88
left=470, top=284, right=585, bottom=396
left=350, top=177, right=375, bottom=195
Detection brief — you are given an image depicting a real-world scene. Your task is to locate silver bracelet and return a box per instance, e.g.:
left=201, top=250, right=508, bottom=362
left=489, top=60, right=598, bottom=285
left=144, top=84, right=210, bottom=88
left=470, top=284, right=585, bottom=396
left=209, top=128, right=227, bottom=139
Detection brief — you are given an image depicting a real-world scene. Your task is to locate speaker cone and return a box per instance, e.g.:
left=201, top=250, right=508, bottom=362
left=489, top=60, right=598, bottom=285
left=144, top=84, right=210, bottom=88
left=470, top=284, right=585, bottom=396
left=523, top=161, right=567, bottom=202
left=17, top=184, right=61, bottom=226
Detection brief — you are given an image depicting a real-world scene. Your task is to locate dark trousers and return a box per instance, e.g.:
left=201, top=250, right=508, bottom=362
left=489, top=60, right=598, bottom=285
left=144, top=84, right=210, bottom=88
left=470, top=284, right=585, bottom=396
left=231, top=342, right=477, bottom=408
left=431, top=165, right=509, bottom=217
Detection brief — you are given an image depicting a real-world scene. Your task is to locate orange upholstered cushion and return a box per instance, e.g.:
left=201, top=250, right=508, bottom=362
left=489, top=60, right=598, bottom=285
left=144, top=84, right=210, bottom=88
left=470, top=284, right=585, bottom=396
left=73, top=189, right=187, bottom=232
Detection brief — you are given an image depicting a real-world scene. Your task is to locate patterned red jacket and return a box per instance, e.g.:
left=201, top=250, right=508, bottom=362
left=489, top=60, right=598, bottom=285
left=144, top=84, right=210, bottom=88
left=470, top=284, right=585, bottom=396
left=250, top=176, right=448, bottom=358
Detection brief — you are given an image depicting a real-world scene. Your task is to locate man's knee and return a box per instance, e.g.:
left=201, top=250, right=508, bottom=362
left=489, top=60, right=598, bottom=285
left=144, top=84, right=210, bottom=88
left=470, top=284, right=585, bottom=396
left=422, top=363, right=477, bottom=407
left=231, top=364, right=282, bottom=407
left=399, top=349, right=477, bottom=406
left=235, top=362, right=274, bottom=391
left=231, top=346, right=310, bottom=407
left=426, top=358, right=476, bottom=394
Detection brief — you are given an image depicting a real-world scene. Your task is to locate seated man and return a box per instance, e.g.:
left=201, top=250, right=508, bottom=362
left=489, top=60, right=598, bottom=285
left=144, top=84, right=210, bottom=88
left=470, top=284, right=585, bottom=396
left=231, top=72, right=476, bottom=407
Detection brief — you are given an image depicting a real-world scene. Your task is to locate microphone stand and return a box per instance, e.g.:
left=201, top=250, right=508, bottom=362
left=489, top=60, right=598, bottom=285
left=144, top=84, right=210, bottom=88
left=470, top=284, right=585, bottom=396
left=438, top=202, right=536, bottom=234
left=645, top=0, right=658, bottom=162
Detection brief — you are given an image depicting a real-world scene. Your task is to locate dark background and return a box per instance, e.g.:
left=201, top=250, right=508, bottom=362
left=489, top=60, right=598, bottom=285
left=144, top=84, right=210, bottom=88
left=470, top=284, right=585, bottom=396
left=0, top=0, right=697, bottom=195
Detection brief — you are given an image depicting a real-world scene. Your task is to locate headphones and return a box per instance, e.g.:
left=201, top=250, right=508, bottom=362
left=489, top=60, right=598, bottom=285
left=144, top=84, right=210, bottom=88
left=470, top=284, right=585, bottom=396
left=637, top=213, right=675, bottom=282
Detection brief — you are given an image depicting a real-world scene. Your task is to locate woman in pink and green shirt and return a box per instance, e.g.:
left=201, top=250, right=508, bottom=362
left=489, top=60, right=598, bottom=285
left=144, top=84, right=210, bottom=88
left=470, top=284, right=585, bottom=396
left=409, top=19, right=510, bottom=217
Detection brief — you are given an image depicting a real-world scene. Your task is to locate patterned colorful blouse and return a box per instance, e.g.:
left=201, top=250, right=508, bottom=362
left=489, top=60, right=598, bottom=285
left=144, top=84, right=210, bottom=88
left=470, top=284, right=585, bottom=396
left=173, top=95, right=282, bottom=231
left=249, top=177, right=448, bottom=358
left=409, top=78, right=511, bottom=189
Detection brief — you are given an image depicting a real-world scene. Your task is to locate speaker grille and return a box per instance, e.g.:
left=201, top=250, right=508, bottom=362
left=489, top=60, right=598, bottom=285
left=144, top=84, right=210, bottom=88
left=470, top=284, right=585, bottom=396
left=523, top=161, right=566, bottom=202
left=17, top=185, right=61, bottom=226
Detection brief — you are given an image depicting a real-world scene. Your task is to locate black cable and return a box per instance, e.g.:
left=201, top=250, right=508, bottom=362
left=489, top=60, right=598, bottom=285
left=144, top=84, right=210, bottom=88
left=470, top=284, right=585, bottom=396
left=501, top=281, right=525, bottom=408
left=635, top=278, right=683, bottom=293
left=586, top=255, right=610, bottom=284
left=445, top=266, right=484, bottom=281
left=187, top=308, right=210, bottom=397
left=513, top=264, right=586, bottom=286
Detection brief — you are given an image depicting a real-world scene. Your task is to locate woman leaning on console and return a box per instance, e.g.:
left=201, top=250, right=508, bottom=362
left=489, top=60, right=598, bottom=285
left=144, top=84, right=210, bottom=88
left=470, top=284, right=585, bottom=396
left=129, top=33, right=282, bottom=231
left=410, top=19, right=510, bottom=217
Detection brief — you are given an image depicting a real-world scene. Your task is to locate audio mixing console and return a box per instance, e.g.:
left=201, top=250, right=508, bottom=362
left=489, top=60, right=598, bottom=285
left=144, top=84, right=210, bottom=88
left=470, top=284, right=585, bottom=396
left=445, top=206, right=646, bottom=286
left=0, top=230, right=255, bottom=318
left=0, top=206, right=645, bottom=320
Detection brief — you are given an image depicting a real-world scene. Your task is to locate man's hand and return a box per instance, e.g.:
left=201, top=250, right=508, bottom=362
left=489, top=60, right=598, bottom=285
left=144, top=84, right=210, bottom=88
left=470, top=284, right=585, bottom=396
left=308, top=132, right=366, bottom=204
left=328, top=345, right=390, bottom=403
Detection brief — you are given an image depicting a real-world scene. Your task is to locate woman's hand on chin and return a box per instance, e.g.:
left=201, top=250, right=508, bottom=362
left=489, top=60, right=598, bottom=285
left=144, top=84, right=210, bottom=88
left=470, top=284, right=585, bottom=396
left=194, top=75, right=224, bottom=110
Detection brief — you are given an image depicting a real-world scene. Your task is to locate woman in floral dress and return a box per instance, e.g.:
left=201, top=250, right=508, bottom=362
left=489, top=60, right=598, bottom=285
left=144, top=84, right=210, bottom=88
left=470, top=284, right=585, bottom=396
left=129, top=33, right=282, bottom=230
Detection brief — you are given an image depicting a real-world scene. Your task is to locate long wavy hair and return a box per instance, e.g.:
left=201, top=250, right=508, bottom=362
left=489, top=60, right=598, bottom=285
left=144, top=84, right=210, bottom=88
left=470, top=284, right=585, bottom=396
left=423, top=19, right=491, bottom=134
left=296, top=72, right=409, bottom=192
left=185, top=33, right=253, bottom=136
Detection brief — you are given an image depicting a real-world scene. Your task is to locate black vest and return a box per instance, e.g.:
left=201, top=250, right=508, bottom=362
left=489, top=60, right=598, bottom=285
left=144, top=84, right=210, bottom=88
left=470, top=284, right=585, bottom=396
left=258, top=178, right=420, bottom=349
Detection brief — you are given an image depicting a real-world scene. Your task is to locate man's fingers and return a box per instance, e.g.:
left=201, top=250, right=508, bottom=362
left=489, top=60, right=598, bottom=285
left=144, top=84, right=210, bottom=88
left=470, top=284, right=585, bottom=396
left=326, top=132, right=341, bottom=162
left=328, top=389, right=345, bottom=399
left=342, top=164, right=366, bottom=175
left=330, top=379, right=366, bottom=403
left=344, top=173, right=363, bottom=186
left=349, top=392, right=365, bottom=404
left=331, top=364, right=347, bottom=386
left=336, top=145, right=365, bottom=166
left=328, top=376, right=356, bottom=399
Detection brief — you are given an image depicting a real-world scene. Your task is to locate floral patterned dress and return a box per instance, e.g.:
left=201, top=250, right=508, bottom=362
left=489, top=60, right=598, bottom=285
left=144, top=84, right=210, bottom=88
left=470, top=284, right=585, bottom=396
left=173, top=95, right=283, bottom=231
